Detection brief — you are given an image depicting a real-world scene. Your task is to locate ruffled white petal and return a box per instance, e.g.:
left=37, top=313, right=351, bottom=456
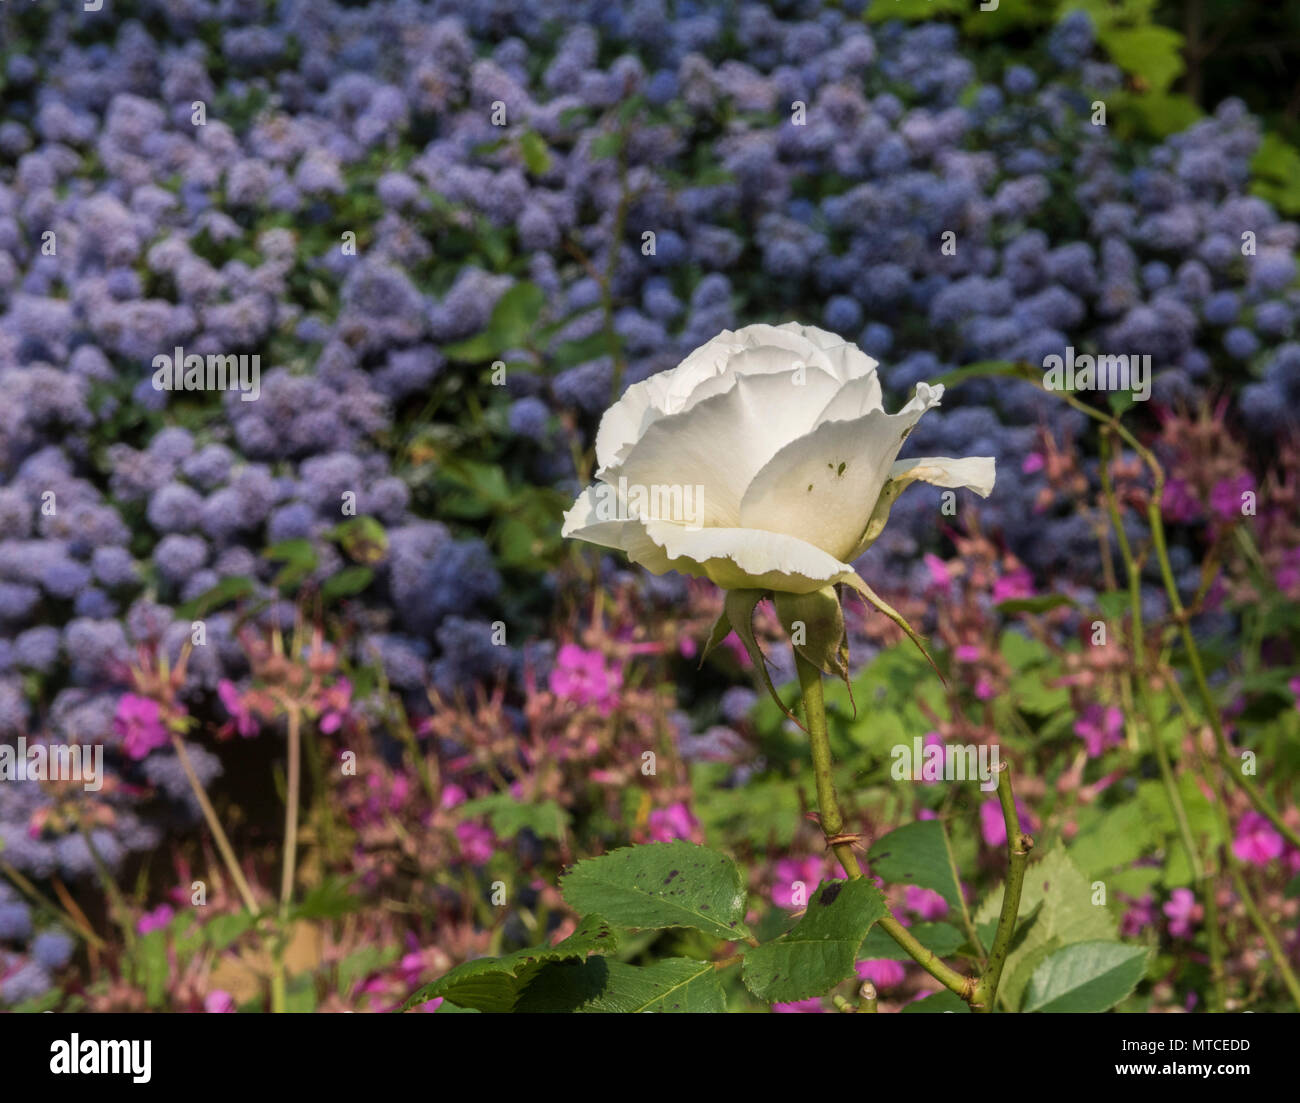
left=738, top=385, right=945, bottom=560
left=889, top=455, right=997, bottom=497
left=638, top=519, right=859, bottom=594
left=602, top=364, right=843, bottom=528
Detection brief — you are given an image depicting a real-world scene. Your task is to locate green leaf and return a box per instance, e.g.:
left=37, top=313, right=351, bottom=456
left=742, top=879, right=888, bottom=1003
left=1022, top=941, right=1149, bottom=1013
left=867, top=820, right=963, bottom=909
left=1251, top=133, right=1300, bottom=216
left=176, top=575, right=256, bottom=619
left=460, top=794, right=570, bottom=841
left=858, top=921, right=964, bottom=961
left=995, top=594, right=1077, bottom=616
left=901, top=989, right=971, bottom=1013
left=321, top=565, right=373, bottom=602
left=560, top=840, right=751, bottom=941
left=974, top=844, right=1117, bottom=1011
left=515, top=957, right=725, bottom=1013
left=519, top=131, right=552, bottom=176
left=1098, top=25, right=1185, bottom=93
left=443, top=281, right=545, bottom=361
left=325, top=515, right=388, bottom=564
left=291, top=875, right=362, bottom=921
left=400, top=915, right=621, bottom=1013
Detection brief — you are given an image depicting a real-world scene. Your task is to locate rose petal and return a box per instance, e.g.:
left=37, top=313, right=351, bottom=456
left=603, top=360, right=844, bottom=527
left=639, top=519, right=859, bottom=593
left=738, top=386, right=944, bottom=560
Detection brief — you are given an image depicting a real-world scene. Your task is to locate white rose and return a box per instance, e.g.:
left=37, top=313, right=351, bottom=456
left=562, top=322, right=995, bottom=595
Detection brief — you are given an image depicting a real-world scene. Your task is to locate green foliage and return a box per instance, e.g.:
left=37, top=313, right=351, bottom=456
left=515, top=957, right=725, bottom=1012
left=975, top=844, right=1119, bottom=1011
left=867, top=820, right=964, bottom=910
left=1022, top=940, right=1149, bottom=1012
left=460, top=793, right=570, bottom=841
left=559, top=841, right=752, bottom=942
left=442, top=281, right=546, bottom=362
left=401, top=915, right=622, bottom=1012
left=742, top=879, right=888, bottom=1003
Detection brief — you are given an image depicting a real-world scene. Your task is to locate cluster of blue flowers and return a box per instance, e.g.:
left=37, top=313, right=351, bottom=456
left=0, top=0, right=1298, bottom=1002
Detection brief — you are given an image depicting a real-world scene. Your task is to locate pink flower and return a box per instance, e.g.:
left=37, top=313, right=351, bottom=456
left=549, top=644, right=623, bottom=715
left=647, top=802, right=697, bottom=842
left=440, top=783, right=467, bottom=809
left=1232, top=811, right=1285, bottom=867
left=317, top=678, right=352, bottom=734
left=772, top=997, right=826, bottom=1013
left=204, top=990, right=235, bottom=1013
left=1163, top=888, right=1201, bottom=938
left=1275, top=549, right=1300, bottom=594
left=772, top=856, right=830, bottom=910
left=455, top=821, right=495, bottom=865
left=1289, top=677, right=1300, bottom=712
left=954, top=644, right=982, bottom=663
left=1022, top=452, right=1045, bottom=474
left=1162, top=478, right=1202, bottom=523
left=1073, top=704, right=1124, bottom=757
left=992, top=568, right=1034, bottom=603
left=136, top=904, right=174, bottom=935
left=114, top=694, right=170, bottom=761
left=923, top=554, right=952, bottom=594
left=904, top=885, right=949, bottom=921
left=1119, top=893, right=1157, bottom=939
left=1209, top=473, right=1254, bottom=523
left=856, top=959, right=906, bottom=989
left=974, top=676, right=995, bottom=700
left=217, top=680, right=259, bottom=739
left=980, top=798, right=1032, bottom=848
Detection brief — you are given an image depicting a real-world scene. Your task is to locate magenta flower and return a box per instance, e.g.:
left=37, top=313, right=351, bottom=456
left=772, top=856, right=831, bottom=910
left=1289, top=676, right=1300, bottom=712
left=954, top=644, right=982, bottom=663
left=204, top=990, right=235, bottom=1013
left=772, top=997, right=826, bottom=1013
left=1208, top=473, right=1254, bottom=523
left=1119, top=893, right=1157, bottom=939
left=923, top=553, right=952, bottom=594
left=1276, top=549, right=1300, bottom=594
left=1022, top=452, right=1045, bottom=474
left=856, top=958, right=906, bottom=990
left=904, top=885, right=949, bottom=921
left=1073, top=704, right=1124, bottom=757
left=647, top=802, right=697, bottom=843
left=1163, top=888, right=1201, bottom=938
left=1232, top=811, right=1285, bottom=867
left=217, top=680, right=259, bottom=738
left=317, top=678, right=352, bottom=734
left=980, top=800, right=1006, bottom=847
left=992, top=567, right=1034, bottom=603
left=114, top=694, right=170, bottom=760
left=549, top=643, right=623, bottom=715
left=980, top=798, right=1032, bottom=848
left=136, top=904, right=174, bottom=936
left=455, top=821, right=494, bottom=865
left=1162, top=478, right=1202, bottom=523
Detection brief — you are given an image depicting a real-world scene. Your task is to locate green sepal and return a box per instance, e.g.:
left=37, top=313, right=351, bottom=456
left=842, top=574, right=946, bottom=685
left=723, top=589, right=804, bottom=730
left=698, top=609, right=733, bottom=669
left=773, top=586, right=850, bottom=689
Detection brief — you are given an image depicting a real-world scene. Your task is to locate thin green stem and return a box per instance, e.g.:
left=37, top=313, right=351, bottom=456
left=971, top=764, right=1032, bottom=1012
left=794, top=652, right=976, bottom=1004
left=170, top=733, right=260, bottom=916
left=1099, top=432, right=1219, bottom=1006
left=940, top=817, right=986, bottom=961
